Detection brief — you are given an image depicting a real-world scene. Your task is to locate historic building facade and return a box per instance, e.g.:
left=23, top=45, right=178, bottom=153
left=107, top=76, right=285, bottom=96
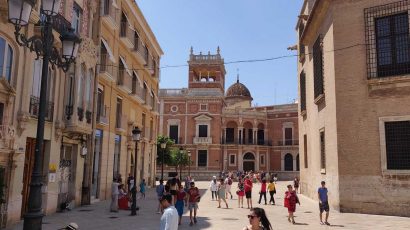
left=0, top=0, right=161, bottom=227
left=159, top=48, right=299, bottom=180
left=297, top=0, right=410, bottom=216
left=94, top=0, right=162, bottom=203
left=0, top=0, right=98, bottom=227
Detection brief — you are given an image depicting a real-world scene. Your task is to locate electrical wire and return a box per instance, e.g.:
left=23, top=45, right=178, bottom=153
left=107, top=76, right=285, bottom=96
left=98, top=43, right=367, bottom=73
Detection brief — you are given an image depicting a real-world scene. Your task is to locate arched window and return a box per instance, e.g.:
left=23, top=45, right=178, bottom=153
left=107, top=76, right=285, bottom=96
left=243, top=152, right=255, bottom=160
left=132, top=73, right=138, bottom=94
left=0, top=37, right=14, bottom=83
left=284, top=153, right=293, bottom=171
left=296, top=154, right=300, bottom=171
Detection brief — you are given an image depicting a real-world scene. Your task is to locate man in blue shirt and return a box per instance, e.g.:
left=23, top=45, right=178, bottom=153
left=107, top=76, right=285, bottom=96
left=318, top=181, right=330, bottom=225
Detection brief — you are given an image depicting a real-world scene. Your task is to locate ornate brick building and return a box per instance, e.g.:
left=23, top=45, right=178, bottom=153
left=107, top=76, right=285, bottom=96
left=159, top=48, right=299, bottom=179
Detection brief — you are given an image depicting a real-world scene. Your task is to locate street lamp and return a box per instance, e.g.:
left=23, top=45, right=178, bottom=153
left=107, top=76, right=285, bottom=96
left=160, top=142, right=166, bottom=180
left=7, top=1, right=81, bottom=229
left=131, top=127, right=141, bottom=216
left=187, top=151, right=191, bottom=177
left=179, top=147, right=184, bottom=181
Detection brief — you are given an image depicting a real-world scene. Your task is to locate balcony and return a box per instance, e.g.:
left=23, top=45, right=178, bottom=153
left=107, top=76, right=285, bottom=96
left=120, top=22, right=134, bottom=48
left=77, top=107, right=84, bottom=121
left=133, top=38, right=147, bottom=65
left=276, top=139, right=299, bottom=146
left=99, top=54, right=116, bottom=82
left=131, top=84, right=145, bottom=104
left=117, top=70, right=132, bottom=93
left=64, top=106, right=92, bottom=134
left=52, top=13, right=71, bottom=35
left=115, top=114, right=128, bottom=133
left=29, top=96, right=54, bottom=122
left=101, top=0, right=119, bottom=29
left=193, top=137, right=212, bottom=144
left=221, top=138, right=273, bottom=146
left=97, top=105, right=108, bottom=125
left=86, top=110, right=92, bottom=124
left=143, top=94, right=153, bottom=110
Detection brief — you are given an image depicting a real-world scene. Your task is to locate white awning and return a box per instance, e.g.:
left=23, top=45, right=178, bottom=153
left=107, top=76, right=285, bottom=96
left=133, top=70, right=143, bottom=87
left=119, top=56, right=132, bottom=75
left=101, top=38, right=115, bottom=63
left=112, top=0, right=119, bottom=9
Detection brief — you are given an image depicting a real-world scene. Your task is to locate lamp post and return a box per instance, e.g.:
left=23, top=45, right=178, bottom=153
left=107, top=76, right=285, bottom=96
left=187, top=151, right=191, bottom=177
left=131, top=127, right=141, bottom=216
left=160, top=142, right=166, bottom=180
left=179, top=147, right=184, bottom=181
left=7, top=1, right=81, bottom=229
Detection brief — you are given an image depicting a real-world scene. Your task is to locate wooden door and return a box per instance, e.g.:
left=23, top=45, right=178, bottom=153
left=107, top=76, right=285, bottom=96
left=21, top=138, right=36, bottom=217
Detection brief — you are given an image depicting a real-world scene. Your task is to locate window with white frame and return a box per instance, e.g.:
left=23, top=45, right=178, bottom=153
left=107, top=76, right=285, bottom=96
left=169, top=125, right=179, bottom=144
left=0, top=37, right=13, bottom=83
left=198, top=124, right=208, bottom=137
left=72, top=3, right=82, bottom=34
left=229, top=154, right=236, bottom=166
left=198, top=150, right=207, bottom=167
left=260, top=154, right=265, bottom=166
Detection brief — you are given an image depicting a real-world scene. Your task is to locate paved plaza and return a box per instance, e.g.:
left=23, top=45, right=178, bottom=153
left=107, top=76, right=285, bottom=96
left=7, top=181, right=410, bottom=230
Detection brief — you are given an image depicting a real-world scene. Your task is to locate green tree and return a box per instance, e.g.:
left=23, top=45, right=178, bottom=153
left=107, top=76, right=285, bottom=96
left=169, top=147, right=190, bottom=176
left=156, top=135, right=174, bottom=165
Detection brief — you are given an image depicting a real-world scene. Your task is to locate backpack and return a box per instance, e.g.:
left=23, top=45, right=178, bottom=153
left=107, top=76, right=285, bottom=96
left=228, top=178, right=232, bottom=185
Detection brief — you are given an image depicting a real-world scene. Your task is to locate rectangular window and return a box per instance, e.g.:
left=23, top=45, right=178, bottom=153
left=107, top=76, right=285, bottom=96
left=298, top=22, right=306, bottom=63
left=260, top=154, right=265, bottom=166
left=248, top=129, right=253, bottom=144
left=304, top=134, right=308, bottom=168
left=198, top=125, right=208, bottom=137
left=169, top=125, right=179, bottom=144
left=229, top=154, right=235, bottom=165
left=142, top=113, right=146, bottom=137
left=375, top=13, right=410, bottom=77
left=385, top=121, right=410, bottom=170
left=0, top=103, right=3, bottom=125
left=226, top=128, right=234, bottom=143
left=72, top=3, right=82, bottom=34
left=198, top=150, right=207, bottom=167
left=285, top=128, right=293, bottom=145
left=320, top=130, right=326, bottom=172
left=97, top=88, right=104, bottom=119
left=200, top=104, right=208, bottom=111
left=300, top=71, right=306, bottom=112
left=313, top=36, right=324, bottom=99
left=115, top=98, right=122, bottom=128
left=113, top=135, right=121, bottom=178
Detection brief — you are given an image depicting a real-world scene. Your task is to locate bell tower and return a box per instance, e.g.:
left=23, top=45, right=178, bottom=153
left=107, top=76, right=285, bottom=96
left=187, top=47, right=226, bottom=93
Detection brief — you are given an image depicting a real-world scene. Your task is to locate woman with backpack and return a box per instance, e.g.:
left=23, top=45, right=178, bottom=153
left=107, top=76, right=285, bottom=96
left=284, top=184, right=300, bottom=224
left=224, top=176, right=233, bottom=199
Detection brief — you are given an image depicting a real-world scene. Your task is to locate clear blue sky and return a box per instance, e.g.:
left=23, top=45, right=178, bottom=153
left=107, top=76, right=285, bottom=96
left=137, top=0, right=302, bottom=106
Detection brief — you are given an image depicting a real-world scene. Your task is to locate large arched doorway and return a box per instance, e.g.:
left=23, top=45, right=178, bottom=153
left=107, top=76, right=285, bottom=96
left=243, top=152, right=255, bottom=172
left=284, top=153, right=293, bottom=171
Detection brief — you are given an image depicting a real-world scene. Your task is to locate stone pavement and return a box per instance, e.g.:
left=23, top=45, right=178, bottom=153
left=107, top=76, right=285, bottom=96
left=7, top=181, right=410, bottom=230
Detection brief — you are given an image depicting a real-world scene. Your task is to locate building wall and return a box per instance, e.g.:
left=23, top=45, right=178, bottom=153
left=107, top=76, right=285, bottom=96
left=298, top=0, right=410, bottom=216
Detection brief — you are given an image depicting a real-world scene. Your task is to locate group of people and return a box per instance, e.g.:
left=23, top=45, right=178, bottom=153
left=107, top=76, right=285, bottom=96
left=208, top=171, right=330, bottom=227
left=110, top=174, right=147, bottom=212
left=157, top=175, right=201, bottom=227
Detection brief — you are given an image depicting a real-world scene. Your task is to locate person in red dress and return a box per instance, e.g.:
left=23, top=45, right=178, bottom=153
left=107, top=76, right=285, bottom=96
left=118, top=184, right=129, bottom=210
left=284, top=184, right=300, bottom=224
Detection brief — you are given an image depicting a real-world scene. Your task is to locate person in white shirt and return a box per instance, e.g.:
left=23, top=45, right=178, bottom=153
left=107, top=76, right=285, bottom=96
left=209, top=177, right=218, bottom=200
left=160, top=194, right=179, bottom=230
left=110, top=179, right=119, bottom=212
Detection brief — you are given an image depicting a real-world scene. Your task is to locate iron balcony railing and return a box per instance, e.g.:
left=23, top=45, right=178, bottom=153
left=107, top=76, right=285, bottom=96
left=29, top=96, right=54, bottom=121
left=117, top=69, right=132, bottom=90
left=52, top=13, right=72, bottom=35
left=115, top=114, right=127, bottom=130
left=120, top=22, right=134, bottom=46
left=99, top=54, right=116, bottom=79
left=276, top=139, right=299, bottom=146
left=221, top=138, right=273, bottom=146
left=77, top=107, right=84, bottom=121
left=86, top=110, right=92, bottom=124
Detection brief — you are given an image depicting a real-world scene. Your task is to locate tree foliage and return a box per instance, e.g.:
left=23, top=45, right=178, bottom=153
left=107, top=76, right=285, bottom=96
left=156, top=135, right=174, bottom=165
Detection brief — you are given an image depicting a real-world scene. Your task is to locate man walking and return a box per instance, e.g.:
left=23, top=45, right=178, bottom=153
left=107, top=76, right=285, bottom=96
left=318, top=181, right=330, bottom=225
left=160, top=194, right=179, bottom=230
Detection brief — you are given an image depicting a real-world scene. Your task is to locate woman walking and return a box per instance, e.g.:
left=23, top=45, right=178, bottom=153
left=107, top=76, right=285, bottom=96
left=237, top=177, right=245, bottom=208
left=110, top=179, right=119, bottom=212
left=293, top=177, right=300, bottom=194
left=258, top=179, right=267, bottom=205
left=217, top=179, right=229, bottom=208
left=284, top=184, right=300, bottom=224
left=139, top=179, right=146, bottom=199
left=267, top=179, right=276, bottom=205
left=209, top=177, right=218, bottom=200
left=175, top=185, right=186, bottom=225
left=243, top=207, right=272, bottom=230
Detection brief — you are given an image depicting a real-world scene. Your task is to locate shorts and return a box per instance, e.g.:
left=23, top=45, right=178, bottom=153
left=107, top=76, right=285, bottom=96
left=170, top=190, right=177, bottom=196
left=245, top=191, right=252, bottom=199
left=319, top=201, right=330, bottom=213
left=188, top=203, right=198, bottom=211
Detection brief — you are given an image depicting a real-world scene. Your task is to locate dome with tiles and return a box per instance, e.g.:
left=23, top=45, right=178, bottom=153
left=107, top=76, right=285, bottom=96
left=225, top=78, right=252, bottom=99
